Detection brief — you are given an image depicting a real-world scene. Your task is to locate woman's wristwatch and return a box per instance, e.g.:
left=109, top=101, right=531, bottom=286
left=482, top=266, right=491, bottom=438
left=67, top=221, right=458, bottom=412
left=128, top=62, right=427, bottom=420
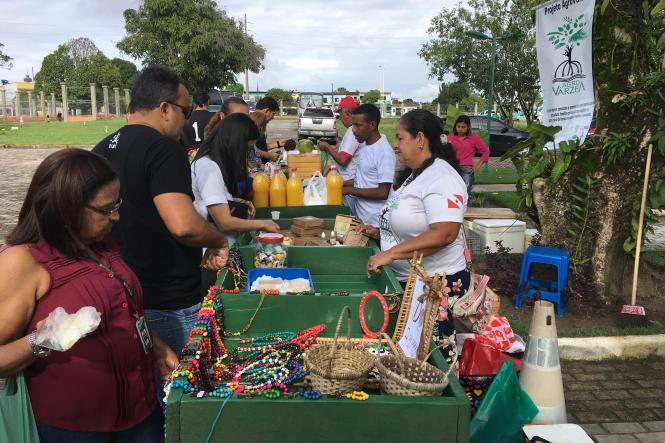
left=28, top=331, right=51, bottom=358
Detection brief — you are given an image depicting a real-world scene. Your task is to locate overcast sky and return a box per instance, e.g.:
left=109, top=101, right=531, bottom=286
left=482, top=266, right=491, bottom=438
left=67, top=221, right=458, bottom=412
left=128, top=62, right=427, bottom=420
left=0, top=0, right=459, bottom=101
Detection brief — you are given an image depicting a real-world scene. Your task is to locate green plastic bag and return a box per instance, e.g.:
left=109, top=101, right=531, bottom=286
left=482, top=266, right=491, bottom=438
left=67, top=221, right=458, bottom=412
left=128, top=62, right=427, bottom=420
left=470, top=360, right=539, bottom=443
left=0, top=373, right=40, bottom=443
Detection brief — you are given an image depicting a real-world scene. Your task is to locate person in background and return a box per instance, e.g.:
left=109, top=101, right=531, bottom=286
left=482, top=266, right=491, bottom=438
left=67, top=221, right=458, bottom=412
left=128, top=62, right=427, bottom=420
left=359, top=109, right=468, bottom=365
left=0, top=149, right=176, bottom=442
left=447, top=115, right=489, bottom=195
left=92, top=66, right=229, bottom=379
left=248, top=111, right=269, bottom=172
left=191, top=113, right=280, bottom=292
left=254, top=96, right=289, bottom=162
left=203, top=97, right=250, bottom=141
left=186, top=90, right=215, bottom=148
left=318, top=96, right=362, bottom=214
left=342, top=103, right=396, bottom=227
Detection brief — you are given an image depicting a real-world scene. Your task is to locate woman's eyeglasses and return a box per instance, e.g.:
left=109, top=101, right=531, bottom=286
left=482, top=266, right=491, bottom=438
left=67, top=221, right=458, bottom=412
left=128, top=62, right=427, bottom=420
left=87, top=198, right=122, bottom=217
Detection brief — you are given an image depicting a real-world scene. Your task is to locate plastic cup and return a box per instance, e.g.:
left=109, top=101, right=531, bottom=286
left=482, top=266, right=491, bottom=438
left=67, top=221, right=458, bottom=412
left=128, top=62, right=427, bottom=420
left=271, top=211, right=280, bottom=220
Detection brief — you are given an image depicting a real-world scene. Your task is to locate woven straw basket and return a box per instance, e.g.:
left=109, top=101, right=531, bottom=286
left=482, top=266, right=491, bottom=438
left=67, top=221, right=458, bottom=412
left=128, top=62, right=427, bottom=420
left=304, top=306, right=375, bottom=395
left=375, top=333, right=454, bottom=397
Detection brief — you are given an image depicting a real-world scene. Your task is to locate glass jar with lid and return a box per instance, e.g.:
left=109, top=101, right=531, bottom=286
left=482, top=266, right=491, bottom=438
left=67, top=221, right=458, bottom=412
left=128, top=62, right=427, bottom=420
left=254, top=233, right=287, bottom=268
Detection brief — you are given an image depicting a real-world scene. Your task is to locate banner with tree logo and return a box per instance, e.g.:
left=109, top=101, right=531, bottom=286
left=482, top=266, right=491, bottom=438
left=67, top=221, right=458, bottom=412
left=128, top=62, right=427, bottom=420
left=536, top=0, right=595, bottom=146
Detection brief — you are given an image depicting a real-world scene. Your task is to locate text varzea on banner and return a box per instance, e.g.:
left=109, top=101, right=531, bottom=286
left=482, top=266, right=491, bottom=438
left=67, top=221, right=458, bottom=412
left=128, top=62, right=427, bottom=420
left=536, top=0, right=595, bottom=147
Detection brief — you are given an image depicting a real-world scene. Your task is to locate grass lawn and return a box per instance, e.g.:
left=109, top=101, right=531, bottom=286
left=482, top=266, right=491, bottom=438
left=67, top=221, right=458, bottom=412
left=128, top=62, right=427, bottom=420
left=472, top=190, right=522, bottom=212
left=474, top=167, right=518, bottom=184
left=0, top=118, right=126, bottom=145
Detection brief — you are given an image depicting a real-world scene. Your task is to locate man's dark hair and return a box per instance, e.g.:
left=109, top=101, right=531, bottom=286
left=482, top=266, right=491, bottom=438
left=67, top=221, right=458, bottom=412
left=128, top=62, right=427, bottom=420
left=353, top=103, right=381, bottom=127
left=128, top=65, right=187, bottom=113
left=256, top=96, right=279, bottom=112
left=6, top=149, right=118, bottom=257
left=193, top=90, right=210, bottom=107
left=221, top=96, right=248, bottom=116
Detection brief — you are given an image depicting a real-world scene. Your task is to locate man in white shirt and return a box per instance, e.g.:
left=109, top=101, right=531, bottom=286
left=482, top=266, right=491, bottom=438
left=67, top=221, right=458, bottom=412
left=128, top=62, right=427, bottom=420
left=342, top=103, right=396, bottom=227
left=318, top=96, right=362, bottom=213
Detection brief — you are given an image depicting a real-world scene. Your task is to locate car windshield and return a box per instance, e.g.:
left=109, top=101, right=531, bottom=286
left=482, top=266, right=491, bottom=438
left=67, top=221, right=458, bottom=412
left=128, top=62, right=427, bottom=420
left=303, top=108, right=333, bottom=117
left=299, top=94, right=323, bottom=109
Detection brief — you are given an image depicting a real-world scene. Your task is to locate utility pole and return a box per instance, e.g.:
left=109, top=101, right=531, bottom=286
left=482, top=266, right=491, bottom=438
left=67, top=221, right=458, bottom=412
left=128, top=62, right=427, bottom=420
left=244, top=14, right=249, bottom=100
left=331, top=83, right=334, bottom=110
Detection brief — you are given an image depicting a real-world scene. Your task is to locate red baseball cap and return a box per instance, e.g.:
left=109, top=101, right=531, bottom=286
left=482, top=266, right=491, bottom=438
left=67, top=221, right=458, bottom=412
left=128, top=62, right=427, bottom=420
left=335, top=96, right=359, bottom=112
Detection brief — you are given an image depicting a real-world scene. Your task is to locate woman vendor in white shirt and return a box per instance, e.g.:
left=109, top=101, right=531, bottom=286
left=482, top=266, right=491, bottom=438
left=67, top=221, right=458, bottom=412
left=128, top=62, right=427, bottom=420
left=358, top=109, right=468, bottom=362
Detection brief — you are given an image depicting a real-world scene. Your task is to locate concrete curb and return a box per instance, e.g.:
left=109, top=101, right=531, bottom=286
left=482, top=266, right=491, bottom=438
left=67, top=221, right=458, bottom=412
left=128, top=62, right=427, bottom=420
left=0, top=144, right=94, bottom=149
left=559, top=334, right=665, bottom=361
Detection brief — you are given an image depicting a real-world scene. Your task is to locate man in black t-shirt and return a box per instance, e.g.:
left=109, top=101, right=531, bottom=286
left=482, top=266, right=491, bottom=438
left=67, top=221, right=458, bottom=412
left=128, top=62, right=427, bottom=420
left=186, top=90, right=214, bottom=148
left=93, top=66, right=229, bottom=376
left=254, top=96, right=288, bottom=162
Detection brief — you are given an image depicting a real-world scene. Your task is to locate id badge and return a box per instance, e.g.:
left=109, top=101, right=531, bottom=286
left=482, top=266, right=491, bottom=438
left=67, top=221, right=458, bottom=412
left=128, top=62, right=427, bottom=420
left=135, top=316, right=153, bottom=354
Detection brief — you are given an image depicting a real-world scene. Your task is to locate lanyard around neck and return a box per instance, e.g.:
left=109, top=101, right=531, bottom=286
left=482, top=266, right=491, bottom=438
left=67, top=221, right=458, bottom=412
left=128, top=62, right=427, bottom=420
left=85, top=254, right=138, bottom=313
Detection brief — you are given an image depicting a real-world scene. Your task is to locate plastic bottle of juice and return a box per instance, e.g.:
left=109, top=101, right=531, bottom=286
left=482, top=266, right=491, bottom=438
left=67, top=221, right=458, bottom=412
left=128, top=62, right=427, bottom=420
left=276, top=164, right=287, bottom=187
left=286, top=168, right=304, bottom=206
left=326, top=165, right=343, bottom=205
left=252, top=169, right=270, bottom=208
left=269, top=169, right=287, bottom=207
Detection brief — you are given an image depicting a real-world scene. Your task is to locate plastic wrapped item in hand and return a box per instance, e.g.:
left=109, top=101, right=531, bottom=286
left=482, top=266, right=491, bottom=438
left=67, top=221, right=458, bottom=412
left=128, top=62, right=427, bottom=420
left=35, top=307, right=101, bottom=352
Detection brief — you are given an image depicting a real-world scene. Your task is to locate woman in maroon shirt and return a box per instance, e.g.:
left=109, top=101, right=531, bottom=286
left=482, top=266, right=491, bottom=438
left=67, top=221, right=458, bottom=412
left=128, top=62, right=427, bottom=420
left=0, top=149, right=178, bottom=442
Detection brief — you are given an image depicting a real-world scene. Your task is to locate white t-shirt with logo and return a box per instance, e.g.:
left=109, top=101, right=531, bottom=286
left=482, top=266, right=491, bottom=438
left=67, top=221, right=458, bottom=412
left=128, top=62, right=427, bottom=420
left=354, top=135, right=397, bottom=227
left=379, top=158, right=467, bottom=281
left=335, top=128, right=362, bottom=181
left=191, top=155, right=237, bottom=246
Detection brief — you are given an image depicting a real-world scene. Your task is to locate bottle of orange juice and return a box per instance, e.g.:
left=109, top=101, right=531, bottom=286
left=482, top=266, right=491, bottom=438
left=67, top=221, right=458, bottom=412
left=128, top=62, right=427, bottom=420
left=276, top=164, right=287, bottom=187
left=286, top=168, right=304, bottom=206
left=326, top=165, right=343, bottom=205
left=269, top=169, right=287, bottom=207
left=252, top=169, right=270, bottom=208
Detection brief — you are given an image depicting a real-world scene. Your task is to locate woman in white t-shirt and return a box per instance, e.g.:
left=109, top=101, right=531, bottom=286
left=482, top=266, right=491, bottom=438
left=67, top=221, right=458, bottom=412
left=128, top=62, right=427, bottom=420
left=359, top=109, right=468, bottom=363
left=191, top=113, right=280, bottom=292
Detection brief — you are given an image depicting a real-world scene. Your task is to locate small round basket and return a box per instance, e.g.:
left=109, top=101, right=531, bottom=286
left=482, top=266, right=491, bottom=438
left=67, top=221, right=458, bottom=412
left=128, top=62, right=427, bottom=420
left=375, top=333, right=454, bottom=397
left=304, top=306, right=375, bottom=395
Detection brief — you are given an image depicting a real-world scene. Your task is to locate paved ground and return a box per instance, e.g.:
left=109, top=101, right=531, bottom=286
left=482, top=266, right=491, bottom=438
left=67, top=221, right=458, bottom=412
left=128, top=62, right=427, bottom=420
left=562, top=357, right=665, bottom=442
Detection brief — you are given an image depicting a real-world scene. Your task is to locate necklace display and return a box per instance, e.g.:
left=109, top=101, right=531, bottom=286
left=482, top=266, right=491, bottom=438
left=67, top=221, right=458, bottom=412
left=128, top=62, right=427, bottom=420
left=170, top=285, right=327, bottom=397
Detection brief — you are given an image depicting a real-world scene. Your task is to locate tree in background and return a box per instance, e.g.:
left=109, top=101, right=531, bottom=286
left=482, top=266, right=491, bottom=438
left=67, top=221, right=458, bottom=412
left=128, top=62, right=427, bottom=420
left=432, top=81, right=469, bottom=106
left=34, top=45, right=75, bottom=96
left=419, top=0, right=541, bottom=125
left=226, top=83, right=245, bottom=94
left=362, top=89, right=380, bottom=104
left=117, top=0, right=265, bottom=92
left=503, top=0, right=665, bottom=303
left=0, top=42, right=12, bottom=70
left=111, top=58, right=139, bottom=90
left=460, top=92, right=486, bottom=113
left=265, top=88, right=293, bottom=104
left=335, top=86, right=349, bottom=94
left=35, top=38, right=123, bottom=105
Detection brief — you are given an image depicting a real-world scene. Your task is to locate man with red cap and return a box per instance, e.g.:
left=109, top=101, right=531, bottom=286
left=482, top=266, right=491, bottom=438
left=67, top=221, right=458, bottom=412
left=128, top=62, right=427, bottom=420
left=319, top=96, right=362, bottom=213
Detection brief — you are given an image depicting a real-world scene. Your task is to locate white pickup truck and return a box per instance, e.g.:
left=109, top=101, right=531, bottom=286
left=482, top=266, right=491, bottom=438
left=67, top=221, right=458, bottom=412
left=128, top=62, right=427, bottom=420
left=298, top=107, right=337, bottom=143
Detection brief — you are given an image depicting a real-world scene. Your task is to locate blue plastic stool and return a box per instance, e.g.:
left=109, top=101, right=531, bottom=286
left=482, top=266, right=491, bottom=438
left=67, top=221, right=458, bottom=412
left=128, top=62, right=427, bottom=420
left=514, top=246, right=570, bottom=316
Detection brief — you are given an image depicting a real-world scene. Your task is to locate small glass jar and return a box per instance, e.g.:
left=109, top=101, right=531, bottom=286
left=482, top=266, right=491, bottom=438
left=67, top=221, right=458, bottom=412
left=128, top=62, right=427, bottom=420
left=254, top=233, right=287, bottom=268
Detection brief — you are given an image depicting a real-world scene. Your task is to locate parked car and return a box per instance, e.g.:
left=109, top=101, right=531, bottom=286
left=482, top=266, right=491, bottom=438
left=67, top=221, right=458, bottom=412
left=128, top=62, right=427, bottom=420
left=468, top=115, right=529, bottom=156
left=298, top=107, right=337, bottom=143
left=207, top=90, right=243, bottom=112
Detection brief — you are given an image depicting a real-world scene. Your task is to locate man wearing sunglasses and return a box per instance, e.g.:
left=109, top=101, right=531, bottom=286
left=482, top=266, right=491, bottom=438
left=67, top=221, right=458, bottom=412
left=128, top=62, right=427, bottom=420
left=93, top=66, right=229, bottom=407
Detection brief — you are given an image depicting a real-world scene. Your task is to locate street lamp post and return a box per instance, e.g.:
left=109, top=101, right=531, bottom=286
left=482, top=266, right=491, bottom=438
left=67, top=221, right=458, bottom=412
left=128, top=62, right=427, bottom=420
left=378, top=65, right=385, bottom=117
left=464, top=30, right=515, bottom=146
